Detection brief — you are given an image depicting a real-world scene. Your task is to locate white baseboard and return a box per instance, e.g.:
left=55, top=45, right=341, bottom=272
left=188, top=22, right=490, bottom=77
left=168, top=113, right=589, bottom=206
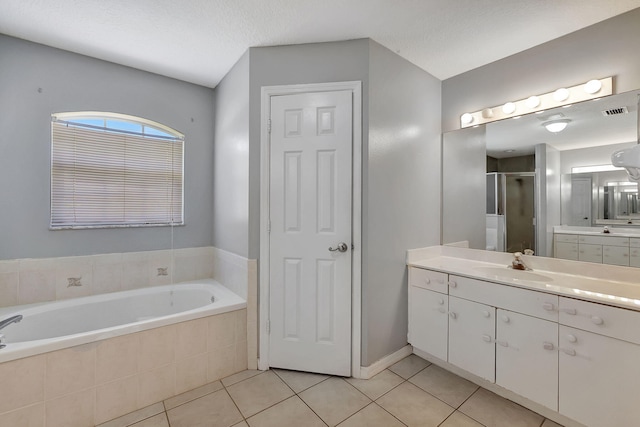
left=355, top=345, right=413, bottom=379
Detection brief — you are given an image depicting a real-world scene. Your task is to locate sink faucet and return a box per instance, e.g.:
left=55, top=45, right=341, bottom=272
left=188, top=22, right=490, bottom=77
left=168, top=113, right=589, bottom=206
left=510, top=252, right=532, bottom=271
left=0, top=314, right=22, bottom=331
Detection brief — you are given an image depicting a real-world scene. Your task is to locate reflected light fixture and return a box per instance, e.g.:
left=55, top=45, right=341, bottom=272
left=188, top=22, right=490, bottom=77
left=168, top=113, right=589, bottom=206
left=502, top=102, right=516, bottom=114
left=525, top=96, right=540, bottom=108
left=543, top=119, right=570, bottom=133
left=553, top=88, right=570, bottom=102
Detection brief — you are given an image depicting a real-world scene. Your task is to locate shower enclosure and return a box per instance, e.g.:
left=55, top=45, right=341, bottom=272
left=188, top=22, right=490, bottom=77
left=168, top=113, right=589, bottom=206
left=487, top=172, right=536, bottom=254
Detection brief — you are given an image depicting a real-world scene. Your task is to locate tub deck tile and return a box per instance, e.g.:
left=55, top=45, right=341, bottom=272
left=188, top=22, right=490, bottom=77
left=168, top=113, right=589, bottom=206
left=95, top=402, right=164, bottom=427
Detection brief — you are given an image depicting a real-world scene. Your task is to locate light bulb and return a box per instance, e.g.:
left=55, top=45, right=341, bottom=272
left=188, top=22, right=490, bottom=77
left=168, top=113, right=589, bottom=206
left=553, top=88, right=570, bottom=102
left=460, top=113, right=474, bottom=125
left=502, top=102, right=516, bottom=115
left=525, top=96, right=540, bottom=109
left=584, top=79, right=602, bottom=94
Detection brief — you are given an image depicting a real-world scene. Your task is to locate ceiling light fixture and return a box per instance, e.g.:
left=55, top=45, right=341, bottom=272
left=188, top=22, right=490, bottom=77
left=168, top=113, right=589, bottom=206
left=459, top=77, right=612, bottom=128
left=543, top=119, right=571, bottom=133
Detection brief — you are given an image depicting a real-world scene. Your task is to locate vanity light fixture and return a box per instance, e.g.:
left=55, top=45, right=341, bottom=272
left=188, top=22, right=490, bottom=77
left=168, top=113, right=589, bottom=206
left=584, top=79, right=603, bottom=94
left=502, top=102, right=516, bottom=115
left=459, top=76, right=613, bottom=128
left=553, top=88, right=570, bottom=102
left=460, top=113, right=474, bottom=125
left=525, top=96, right=540, bottom=108
left=543, top=119, right=570, bottom=133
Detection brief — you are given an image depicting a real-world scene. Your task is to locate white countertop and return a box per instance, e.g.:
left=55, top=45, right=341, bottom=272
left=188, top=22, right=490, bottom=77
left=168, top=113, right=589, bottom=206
left=554, top=225, right=640, bottom=238
left=407, top=246, right=640, bottom=311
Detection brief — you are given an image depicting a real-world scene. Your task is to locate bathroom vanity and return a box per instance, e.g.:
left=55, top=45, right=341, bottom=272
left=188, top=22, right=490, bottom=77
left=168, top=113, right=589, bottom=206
left=407, top=245, right=640, bottom=427
left=553, top=225, right=640, bottom=267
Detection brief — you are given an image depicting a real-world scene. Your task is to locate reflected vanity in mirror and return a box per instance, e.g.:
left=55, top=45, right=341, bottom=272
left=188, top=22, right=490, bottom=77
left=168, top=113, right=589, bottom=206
left=442, top=87, right=640, bottom=261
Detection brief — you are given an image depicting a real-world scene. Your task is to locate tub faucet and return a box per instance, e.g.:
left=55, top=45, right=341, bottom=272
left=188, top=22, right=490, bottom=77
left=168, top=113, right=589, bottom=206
left=0, top=314, right=22, bottom=331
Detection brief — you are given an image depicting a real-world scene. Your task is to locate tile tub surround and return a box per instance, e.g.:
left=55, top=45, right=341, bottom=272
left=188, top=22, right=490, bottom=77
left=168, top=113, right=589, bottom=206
left=407, top=245, right=640, bottom=310
left=95, top=354, right=563, bottom=427
left=0, top=308, right=248, bottom=426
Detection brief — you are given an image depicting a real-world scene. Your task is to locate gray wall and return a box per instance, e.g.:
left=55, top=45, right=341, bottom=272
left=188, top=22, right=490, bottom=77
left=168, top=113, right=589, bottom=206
left=212, top=51, right=250, bottom=258
left=535, top=144, right=561, bottom=257
left=0, top=35, right=215, bottom=259
left=442, top=126, right=486, bottom=250
left=248, top=39, right=371, bottom=260
left=363, top=40, right=441, bottom=365
left=442, top=8, right=640, bottom=132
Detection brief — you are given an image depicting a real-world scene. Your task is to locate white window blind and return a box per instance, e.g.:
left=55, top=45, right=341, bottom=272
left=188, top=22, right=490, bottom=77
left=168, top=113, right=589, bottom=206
left=51, top=114, right=184, bottom=228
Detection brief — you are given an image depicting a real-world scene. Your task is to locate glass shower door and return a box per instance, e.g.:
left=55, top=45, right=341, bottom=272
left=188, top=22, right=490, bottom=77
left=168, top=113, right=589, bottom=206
left=505, top=174, right=535, bottom=253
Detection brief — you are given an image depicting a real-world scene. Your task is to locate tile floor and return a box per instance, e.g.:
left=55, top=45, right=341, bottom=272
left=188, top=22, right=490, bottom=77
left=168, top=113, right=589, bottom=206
left=98, top=354, right=565, bottom=427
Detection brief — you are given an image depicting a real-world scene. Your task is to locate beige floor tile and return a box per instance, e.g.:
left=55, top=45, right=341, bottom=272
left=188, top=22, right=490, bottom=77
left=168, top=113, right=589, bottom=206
left=226, top=371, right=294, bottom=418
left=272, top=368, right=329, bottom=393
left=96, top=403, right=165, bottom=427
left=440, top=411, right=484, bottom=427
left=542, top=420, right=564, bottom=427
left=232, top=423, right=249, bottom=427
left=167, top=389, right=243, bottom=427
left=130, top=413, right=169, bottom=427
left=459, top=388, right=544, bottom=427
left=337, top=403, right=405, bottom=427
left=376, top=381, right=454, bottom=427
left=163, top=381, right=223, bottom=410
left=345, top=369, right=404, bottom=400
left=388, top=354, right=430, bottom=380
left=246, top=396, right=325, bottom=427
left=299, top=377, right=371, bottom=427
left=408, top=364, right=478, bottom=408
left=222, top=369, right=262, bottom=387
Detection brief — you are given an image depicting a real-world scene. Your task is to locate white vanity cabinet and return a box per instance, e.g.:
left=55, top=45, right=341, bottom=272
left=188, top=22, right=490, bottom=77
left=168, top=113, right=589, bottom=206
left=407, top=268, right=448, bottom=361
left=629, top=238, right=640, bottom=267
left=554, top=234, right=578, bottom=260
left=558, top=297, right=640, bottom=427
left=496, top=310, right=558, bottom=411
left=448, top=296, right=495, bottom=382
left=577, top=243, right=602, bottom=263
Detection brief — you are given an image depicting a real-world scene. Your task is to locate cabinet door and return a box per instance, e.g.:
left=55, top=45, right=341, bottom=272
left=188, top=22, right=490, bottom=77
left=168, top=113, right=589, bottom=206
left=555, top=242, right=578, bottom=260
left=559, top=326, right=640, bottom=427
left=448, top=296, right=495, bottom=382
left=630, top=247, right=640, bottom=267
left=409, top=287, right=448, bottom=360
left=496, top=309, right=558, bottom=410
left=578, top=243, right=602, bottom=263
left=602, top=245, right=629, bottom=266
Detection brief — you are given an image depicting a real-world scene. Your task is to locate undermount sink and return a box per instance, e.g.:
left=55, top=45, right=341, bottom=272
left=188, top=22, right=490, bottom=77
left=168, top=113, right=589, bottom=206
left=474, top=266, right=553, bottom=283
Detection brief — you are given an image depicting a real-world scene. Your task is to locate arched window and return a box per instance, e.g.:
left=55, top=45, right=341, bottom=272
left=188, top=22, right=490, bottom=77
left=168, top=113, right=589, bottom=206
left=50, top=112, right=184, bottom=228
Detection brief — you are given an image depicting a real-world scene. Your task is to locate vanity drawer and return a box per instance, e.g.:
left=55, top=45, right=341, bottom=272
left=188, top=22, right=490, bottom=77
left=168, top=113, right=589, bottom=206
left=578, top=235, right=629, bottom=246
left=409, top=267, right=448, bottom=293
left=449, top=275, right=558, bottom=321
left=554, top=234, right=578, bottom=243
left=559, top=297, right=640, bottom=344
left=630, top=238, right=640, bottom=248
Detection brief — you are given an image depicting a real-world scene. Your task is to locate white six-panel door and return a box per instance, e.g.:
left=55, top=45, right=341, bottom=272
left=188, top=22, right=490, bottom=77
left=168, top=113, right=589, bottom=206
left=268, top=90, right=353, bottom=376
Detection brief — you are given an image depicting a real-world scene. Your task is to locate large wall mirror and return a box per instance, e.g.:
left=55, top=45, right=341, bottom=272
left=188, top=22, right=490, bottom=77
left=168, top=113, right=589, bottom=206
left=443, top=88, right=639, bottom=257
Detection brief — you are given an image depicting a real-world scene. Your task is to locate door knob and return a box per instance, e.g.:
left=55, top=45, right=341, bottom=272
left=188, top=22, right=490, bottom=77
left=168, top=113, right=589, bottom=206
left=328, top=242, right=348, bottom=253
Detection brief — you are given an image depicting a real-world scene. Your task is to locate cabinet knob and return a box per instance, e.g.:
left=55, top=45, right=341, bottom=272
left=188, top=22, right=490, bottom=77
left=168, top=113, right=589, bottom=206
left=438, top=299, right=444, bottom=305
left=448, top=280, right=457, bottom=288
left=482, top=334, right=492, bottom=343
left=566, top=334, right=578, bottom=343
left=542, top=302, right=555, bottom=311
left=424, top=278, right=431, bottom=285
left=438, top=307, right=447, bottom=314
left=561, top=348, right=576, bottom=356
left=481, top=310, right=491, bottom=318
left=502, top=315, right=510, bottom=323
left=449, top=312, right=457, bottom=319
left=497, top=340, right=508, bottom=347
left=543, top=342, right=555, bottom=351
left=591, top=316, right=604, bottom=325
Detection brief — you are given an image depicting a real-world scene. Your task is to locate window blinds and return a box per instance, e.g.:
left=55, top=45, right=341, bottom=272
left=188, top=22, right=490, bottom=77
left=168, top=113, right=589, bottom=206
left=51, top=120, right=184, bottom=228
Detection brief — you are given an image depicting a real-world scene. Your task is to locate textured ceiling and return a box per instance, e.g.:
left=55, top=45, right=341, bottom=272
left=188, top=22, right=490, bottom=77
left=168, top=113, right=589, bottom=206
left=1, top=0, right=639, bottom=88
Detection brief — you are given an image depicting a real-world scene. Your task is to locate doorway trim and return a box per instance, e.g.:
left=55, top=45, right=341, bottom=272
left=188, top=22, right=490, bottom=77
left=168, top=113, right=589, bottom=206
left=258, top=81, right=363, bottom=377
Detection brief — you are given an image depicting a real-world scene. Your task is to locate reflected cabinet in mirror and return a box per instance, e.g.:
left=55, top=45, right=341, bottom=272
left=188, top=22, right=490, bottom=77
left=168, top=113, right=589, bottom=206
left=442, top=88, right=640, bottom=260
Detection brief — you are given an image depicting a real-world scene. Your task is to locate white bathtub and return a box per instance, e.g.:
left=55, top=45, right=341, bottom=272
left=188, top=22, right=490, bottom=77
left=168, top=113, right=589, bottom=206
left=0, top=279, right=246, bottom=363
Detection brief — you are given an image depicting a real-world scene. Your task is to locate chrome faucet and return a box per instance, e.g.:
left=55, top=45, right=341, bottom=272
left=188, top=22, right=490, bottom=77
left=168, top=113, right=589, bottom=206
left=510, top=252, right=532, bottom=271
left=0, top=315, right=22, bottom=331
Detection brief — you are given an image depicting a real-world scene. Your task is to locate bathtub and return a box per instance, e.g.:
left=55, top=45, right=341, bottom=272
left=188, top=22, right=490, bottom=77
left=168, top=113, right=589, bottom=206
left=0, top=279, right=246, bottom=363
